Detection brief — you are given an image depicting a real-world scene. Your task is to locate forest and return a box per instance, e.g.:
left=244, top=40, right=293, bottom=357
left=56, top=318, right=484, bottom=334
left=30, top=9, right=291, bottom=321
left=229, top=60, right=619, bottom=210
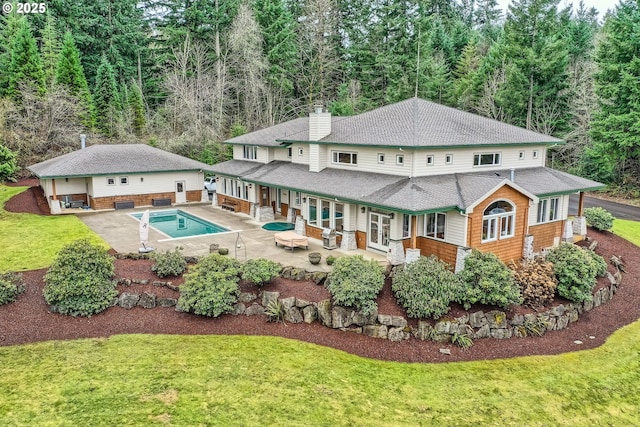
left=0, top=0, right=638, bottom=194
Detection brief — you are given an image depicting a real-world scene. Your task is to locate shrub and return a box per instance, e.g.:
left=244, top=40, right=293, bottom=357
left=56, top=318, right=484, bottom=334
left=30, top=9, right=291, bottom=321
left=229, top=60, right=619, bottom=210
left=0, top=272, right=25, bottom=305
left=457, top=250, right=522, bottom=310
left=0, top=144, right=19, bottom=182
left=451, top=327, right=474, bottom=350
left=241, top=258, right=282, bottom=287
left=584, top=207, right=615, bottom=231
left=264, top=299, right=285, bottom=323
left=177, top=253, right=241, bottom=317
left=150, top=247, right=187, bottom=278
left=325, top=255, right=384, bottom=316
left=511, top=258, right=557, bottom=308
left=43, top=240, right=116, bottom=316
left=326, top=255, right=337, bottom=266
left=391, top=256, right=462, bottom=319
left=546, top=243, right=607, bottom=303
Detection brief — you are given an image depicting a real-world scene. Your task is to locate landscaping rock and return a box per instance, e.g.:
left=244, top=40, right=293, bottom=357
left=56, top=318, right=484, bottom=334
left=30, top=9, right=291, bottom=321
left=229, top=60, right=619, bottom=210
left=308, top=271, right=327, bottom=285
left=363, top=324, right=388, bottom=339
left=340, top=326, right=363, bottom=334
left=290, top=268, right=306, bottom=281
left=262, top=291, right=280, bottom=307
left=284, top=307, right=304, bottom=324
left=510, top=314, right=525, bottom=326
left=137, top=292, right=156, bottom=309
left=118, top=293, right=140, bottom=309
left=239, top=292, right=257, bottom=303
left=280, top=266, right=293, bottom=279
left=166, top=283, right=180, bottom=291
left=231, top=303, right=246, bottom=315
left=332, top=306, right=354, bottom=329
left=317, top=299, right=332, bottom=327
left=474, top=324, right=491, bottom=339
left=490, top=328, right=513, bottom=339
left=245, top=304, right=264, bottom=316
left=280, top=296, right=296, bottom=311
left=302, top=305, right=317, bottom=323
left=486, top=311, right=508, bottom=329
left=414, top=321, right=435, bottom=341
left=377, top=314, right=392, bottom=326
left=296, top=298, right=312, bottom=308
left=352, top=308, right=378, bottom=326
left=388, top=327, right=410, bottom=342
left=157, top=298, right=177, bottom=307
left=390, top=316, right=407, bottom=328
left=469, top=311, right=487, bottom=328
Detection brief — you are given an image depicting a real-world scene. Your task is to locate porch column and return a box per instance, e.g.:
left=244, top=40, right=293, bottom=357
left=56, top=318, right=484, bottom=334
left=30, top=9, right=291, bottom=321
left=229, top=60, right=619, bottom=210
left=410, top=216, right=417, bottom=248
left=51, top=178, right=58, bottom=200
left=50, top=179, right=61, bottom=214
left=573, top=191, right=587, bottom=239
left=577, top=191, right=585, bottom=217
left=339, top=204, right=357, bottom=250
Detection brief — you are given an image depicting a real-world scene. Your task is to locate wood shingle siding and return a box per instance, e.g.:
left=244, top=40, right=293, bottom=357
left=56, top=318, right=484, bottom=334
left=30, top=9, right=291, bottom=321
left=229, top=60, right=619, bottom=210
left=216, top=194, right=251, bottom=215
left=91, top=192, right=175, bottom=210
left=403, top=237, right=459, bottom=267
left=529, top=221, right=563, bottom=252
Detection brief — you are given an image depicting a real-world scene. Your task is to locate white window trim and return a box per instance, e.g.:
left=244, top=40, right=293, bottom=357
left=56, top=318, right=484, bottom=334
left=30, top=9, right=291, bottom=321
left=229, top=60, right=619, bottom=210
left=445, top=154, right=453, bottom=165
left=331, top=150, right=358, bottom=165
left=307, top=196, right=344, bottom=232
left=378, top=153, right=385, bottom=164
left=426, top=155, right=434, bottom=166
left=424, top=212, right=446, bottom=241
left=532, top=150, right=539, bottom=159
left=519, top=150, right=525, bottom=160
left=119, top=176, right=129, bottom=185
left=537, top=197, right=560, bottom=223
left=482, top=200, right=515, bottom=243
left=287, top=147, right=292, bottom=158
left=473, top=152, right=502, bottom=167
left=396, top=154, right=404, bottom=165
left=107, top=177, right=116, bottom=186
left=298, top=147, right=303, bottom=156
left=243, top=145, right=258, bottom=160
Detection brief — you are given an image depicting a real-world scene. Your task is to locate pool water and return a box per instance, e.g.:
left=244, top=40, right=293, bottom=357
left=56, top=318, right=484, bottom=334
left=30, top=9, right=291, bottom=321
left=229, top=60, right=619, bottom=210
left=132, top=209, right=229, bottom=239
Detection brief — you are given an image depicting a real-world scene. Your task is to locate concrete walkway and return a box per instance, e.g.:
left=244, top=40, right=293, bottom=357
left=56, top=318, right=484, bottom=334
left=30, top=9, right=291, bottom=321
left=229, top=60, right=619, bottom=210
left=78, top=203, right=388, bottom=271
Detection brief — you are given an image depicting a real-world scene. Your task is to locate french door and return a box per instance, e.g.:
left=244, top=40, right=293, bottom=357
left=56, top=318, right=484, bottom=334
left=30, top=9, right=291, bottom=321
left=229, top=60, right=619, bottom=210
left=368, top=212, right=391, bottom=251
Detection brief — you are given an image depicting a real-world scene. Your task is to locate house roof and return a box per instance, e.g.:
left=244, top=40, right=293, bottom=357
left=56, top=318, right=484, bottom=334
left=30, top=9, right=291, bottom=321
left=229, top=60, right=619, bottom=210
left=27, top=144, right=216, bottom=178
left=226, top=98, right=563, bottom=149
left=212, top=160, right=604, bottom=214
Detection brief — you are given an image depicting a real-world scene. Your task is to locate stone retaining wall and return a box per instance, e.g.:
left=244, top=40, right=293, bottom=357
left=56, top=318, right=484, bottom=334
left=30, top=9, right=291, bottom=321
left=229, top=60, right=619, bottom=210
left=111, top=263, right=623, bottom=346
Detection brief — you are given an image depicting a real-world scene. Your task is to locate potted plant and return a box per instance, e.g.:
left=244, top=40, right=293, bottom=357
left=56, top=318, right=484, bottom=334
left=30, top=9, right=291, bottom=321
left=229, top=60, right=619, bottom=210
left=308, top=252, right=321, bottom=265
left=218, top=247, right=229, bottom=255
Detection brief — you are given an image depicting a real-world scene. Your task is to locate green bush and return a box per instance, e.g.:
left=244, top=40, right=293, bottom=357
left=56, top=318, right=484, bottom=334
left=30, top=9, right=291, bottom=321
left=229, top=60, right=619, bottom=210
left=584, top=207, right=615, bottom=231
left=0, top=144, right=19, bottom=182
left=391, top=256, right=462, bottom=319
left=546, top=243, right=607, bottom=303
left=0, top=272, right=25, bottom=305
left=457, top=250, right=522, bottom=310
left=177, top=253, right=241, bottom=317
left=151, top=247, right=187, bottom=278
left=241, top=258, right=281, bottom=287
left=325, top=255, right=384, bottom=316
left=43, top=240, right=116, bottom=316
left=326, top=255, right=337, bottom=266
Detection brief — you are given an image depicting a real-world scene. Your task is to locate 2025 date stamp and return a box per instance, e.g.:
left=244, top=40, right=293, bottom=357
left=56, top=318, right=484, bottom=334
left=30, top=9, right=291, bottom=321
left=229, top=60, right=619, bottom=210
left=3, top=2, right=47, bottom=14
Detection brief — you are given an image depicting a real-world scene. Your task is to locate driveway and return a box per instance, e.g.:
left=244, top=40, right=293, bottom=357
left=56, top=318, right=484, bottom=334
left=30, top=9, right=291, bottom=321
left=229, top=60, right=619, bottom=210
left=78, top=203, right=388, bottom=270
left=569, top=195, right=640, bottom=221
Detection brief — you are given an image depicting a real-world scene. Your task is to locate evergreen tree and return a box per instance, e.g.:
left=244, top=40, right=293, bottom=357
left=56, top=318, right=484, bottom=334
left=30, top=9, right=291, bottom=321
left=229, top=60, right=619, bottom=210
left=0, top=12, right=23, bottom=96
left=589, top=0, right=640, bottom=186
left=56, top=31, right=94, bottom=126
left=474, top=0, right=502, bottom=44
left=6, top=17, right=46, bottom=99
left=41, top=13, right=61, bottom=90
left=452, top=40, right=481, bottom=109
left=128, top=81, right=146, bottom=136
left=93, top=55, right=122, bottom=136
left=252, top=0, right=298, bottom=96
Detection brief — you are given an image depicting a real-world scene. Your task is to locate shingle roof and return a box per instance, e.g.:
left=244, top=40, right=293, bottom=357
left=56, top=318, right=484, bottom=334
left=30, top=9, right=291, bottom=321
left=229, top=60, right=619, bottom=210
left=27, top=144, right=216, bottom=178
left=212, top=161, right=604, bottom=214
left=226, top=98, right=563, bottom=148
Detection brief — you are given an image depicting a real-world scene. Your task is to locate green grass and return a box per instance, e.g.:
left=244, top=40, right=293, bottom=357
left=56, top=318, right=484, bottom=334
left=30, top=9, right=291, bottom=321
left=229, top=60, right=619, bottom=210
left=612, top=219, right=640, bottom=247
left=0, top=185, right=106, bottom=272
left=0, top=324, right=639, bottom=426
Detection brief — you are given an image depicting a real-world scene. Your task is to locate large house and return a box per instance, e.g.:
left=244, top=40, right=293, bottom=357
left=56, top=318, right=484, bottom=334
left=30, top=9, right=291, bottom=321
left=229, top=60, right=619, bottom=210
left=212, top=98, right=603, bottom=268
left=28, top=144, right=215, bottom=213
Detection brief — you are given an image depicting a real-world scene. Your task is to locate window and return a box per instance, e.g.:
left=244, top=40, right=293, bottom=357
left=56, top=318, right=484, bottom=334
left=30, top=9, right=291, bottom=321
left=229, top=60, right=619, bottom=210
left=473, top=153, right=501, bottom=166
left=332, top=151, right=358, bottom=165
left=120, top=177, right=129, bottom=185
left=482, top=200, right=515, bottom=242
left=519, top=151, right=525, bottom=160
left=425, top=213, right=446, bottom=240
left=378, top=153, right=385, bottom=164
left=321, top=200, right=331, bottom=228
left=295, top=191, right=301, bottom=206
left=396, top=154, right=404, bottom=165
left=107, top=177, right=115, bottom=186
left=426, top=155, right=434, bottom=166
left=298, top=147, right=303, bottom=156
left=532, top=150, right=539, bottom=159
left=287, top=147, right=292, bottom=158
left=243, top=145, right=258, bottom=160
left=308, top=198, right=317, bottom=225
left=445, top=154, right=453, bottom=164
left=403, top=214, right=411, bottom=238
left=537, top=197, right=559, bottom=223
left=335, top=203, right=344, bottom=232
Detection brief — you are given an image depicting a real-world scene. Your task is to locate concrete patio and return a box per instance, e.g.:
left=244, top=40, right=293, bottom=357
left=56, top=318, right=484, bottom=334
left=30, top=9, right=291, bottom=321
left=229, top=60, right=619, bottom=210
left=78, top=202, right=388, bottom=271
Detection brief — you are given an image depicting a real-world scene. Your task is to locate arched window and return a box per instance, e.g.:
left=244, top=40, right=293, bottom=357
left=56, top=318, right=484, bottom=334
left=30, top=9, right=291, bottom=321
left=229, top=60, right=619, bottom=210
left=482, top=200, right=515, bottom=242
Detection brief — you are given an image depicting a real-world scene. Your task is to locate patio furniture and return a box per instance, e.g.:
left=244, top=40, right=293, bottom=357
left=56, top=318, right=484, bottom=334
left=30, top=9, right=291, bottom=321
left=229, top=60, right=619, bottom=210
left=274, top=231, right=308, bottom=251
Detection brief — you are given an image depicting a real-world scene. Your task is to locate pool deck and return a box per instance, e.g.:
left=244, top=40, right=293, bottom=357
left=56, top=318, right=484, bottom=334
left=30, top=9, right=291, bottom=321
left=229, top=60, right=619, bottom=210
left=78, top=202, right=389, bottom=271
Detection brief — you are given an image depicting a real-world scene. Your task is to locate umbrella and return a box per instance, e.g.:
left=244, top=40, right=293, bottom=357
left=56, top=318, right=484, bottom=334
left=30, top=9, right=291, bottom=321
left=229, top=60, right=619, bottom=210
left=139, top=210, right=155, bottom=253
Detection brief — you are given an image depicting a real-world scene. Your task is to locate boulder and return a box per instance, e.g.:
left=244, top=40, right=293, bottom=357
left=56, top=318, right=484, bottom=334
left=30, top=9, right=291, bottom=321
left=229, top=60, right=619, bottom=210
left=118, top=293, right=140, bottom=309
left=352, top=308, right=378, bottom=326
left=486, top=311, right=508, bottom=329
left=137, top=292, right=156, bottom=309
left=245, top=304, right=265, bottom=316
left=157, top=298, right=177, bottom=307
left=239, top=292, right=257, bottom=303
left=332, top=306, right=354, bottom=329
left=302, top=305, right=317, bottom=323
left=231, top=303, right=246, bottom=315
left=468, top=311, right=487, bottom=328
left=490, top=328, right=513, bottom=339
left=308, top=271, right=327, bottom=285
left=280, top=296, right=296, bottom=311
left=414, top=321, right=435, bottom=341
left=280, top=266, right=293, bottom=279
left=388, top=327, right=410, bottom=342
left=296, top=298, right=312, bottom=308
left=377, top=314, right=392, bottom=326
left=284, top=307, right=304, bottom=324
left=317, top=299, right=332, bottom=327
left=262, top=291, right=280, bottom=307
left=363, top=324, right=388, bottom=339
left=390, top=316, right=407, bottom=328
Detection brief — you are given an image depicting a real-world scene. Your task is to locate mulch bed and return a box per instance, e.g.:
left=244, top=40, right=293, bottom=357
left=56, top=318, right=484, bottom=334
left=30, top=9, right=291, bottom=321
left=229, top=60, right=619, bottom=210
left=2, top=180, right=639, bottom=363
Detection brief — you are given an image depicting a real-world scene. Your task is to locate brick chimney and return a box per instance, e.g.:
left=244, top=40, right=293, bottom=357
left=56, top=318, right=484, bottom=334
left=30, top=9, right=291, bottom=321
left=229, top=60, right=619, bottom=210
left=309, top=105, right=331, bottom=141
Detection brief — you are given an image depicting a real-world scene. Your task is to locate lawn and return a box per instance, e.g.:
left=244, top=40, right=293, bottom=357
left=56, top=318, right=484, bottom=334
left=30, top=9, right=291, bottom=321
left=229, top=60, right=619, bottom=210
left=613, top=218, right=640, bottom=246
left=0, top=323, right=639, bottom=426
left=0, top=185, right=106, bottom=272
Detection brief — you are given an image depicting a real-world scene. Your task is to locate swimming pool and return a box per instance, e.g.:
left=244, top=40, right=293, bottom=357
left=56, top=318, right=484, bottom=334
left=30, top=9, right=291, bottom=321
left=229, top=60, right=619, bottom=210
left=132, top=209, right=230, bottom=239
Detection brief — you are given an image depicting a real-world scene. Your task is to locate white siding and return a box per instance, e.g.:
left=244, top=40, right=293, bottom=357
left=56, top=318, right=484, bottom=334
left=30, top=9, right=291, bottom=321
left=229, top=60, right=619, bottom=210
left=232, top=145, right=269, bottom=163
left=309, top=144, right=321, bottom=172
left=528, top=194, right=571, bottom=227
left=413, top=146, right=548, bottom=176
left=291, top=144, right=309, bottom=165
left=91, top=171, right=203, bottom=197
left=325, top=146, right=412, bottom=176
left=445, top=211, right=467, bottom=246
left=55, top=178, right=86, bottom=195
left=272, top=147, right=291, bottom=161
